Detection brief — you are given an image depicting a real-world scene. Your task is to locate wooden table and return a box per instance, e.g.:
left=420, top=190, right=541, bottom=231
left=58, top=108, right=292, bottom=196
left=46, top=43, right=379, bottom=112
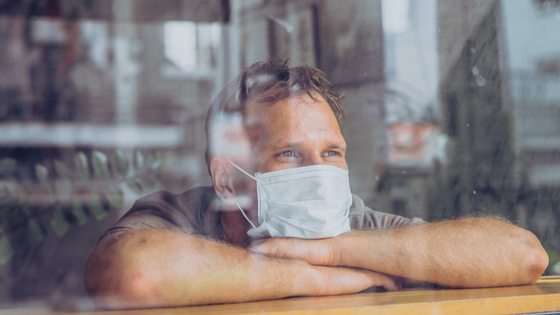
left=8, top=276, right=560, bottom=315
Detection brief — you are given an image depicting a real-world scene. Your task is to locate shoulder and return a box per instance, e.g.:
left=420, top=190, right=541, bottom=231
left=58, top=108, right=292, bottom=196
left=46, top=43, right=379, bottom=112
left=349, top=194, right=425, bottom=230
left=132, top=187, right=216, bottom=216
left=98, top=186, right=220, bottom=244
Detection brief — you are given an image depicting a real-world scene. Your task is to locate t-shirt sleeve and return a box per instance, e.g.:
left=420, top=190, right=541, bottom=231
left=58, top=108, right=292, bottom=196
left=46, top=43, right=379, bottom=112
left=97, top=209, right=194, bottom=244
left=349, top=194, right=425, bottom=230
left=360, top=208, right=425, bottom=229
left=97, top=188, right=218, bottom=244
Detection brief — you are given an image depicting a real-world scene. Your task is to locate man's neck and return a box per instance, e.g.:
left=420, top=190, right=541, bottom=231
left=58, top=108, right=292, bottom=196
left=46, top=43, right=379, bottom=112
left=220, top=211, right=251, bottom=247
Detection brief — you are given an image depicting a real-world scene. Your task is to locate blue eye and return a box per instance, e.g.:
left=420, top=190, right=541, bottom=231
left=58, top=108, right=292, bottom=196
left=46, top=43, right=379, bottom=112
left=281, top=151, right=294, bottom=157
left=324, top=151, right=338, bottom=157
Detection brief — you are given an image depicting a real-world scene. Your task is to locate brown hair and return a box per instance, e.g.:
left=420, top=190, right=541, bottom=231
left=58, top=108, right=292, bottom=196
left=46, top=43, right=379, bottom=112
left=204, top=58, right=345, bottom=174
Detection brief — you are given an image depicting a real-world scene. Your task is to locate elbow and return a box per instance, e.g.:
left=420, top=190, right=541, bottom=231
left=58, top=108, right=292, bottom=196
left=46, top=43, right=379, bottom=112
left=527, top=245, right=548, bottom=284
left=84, top=243, right=157, bottom=309
left=109, top=268, right=156, bottom=309
left=519, top=232, right=548, bottom=285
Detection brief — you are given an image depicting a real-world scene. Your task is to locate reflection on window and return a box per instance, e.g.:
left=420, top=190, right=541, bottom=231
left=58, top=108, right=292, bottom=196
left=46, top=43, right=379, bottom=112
left=382, top=0, right=410, bottom=34
left=163, top=21, right=221, bottom=76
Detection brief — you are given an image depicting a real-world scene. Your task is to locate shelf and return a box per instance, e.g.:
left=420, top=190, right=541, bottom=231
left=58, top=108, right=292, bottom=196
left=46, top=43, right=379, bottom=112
left=0, top=123, right=185, bottom=148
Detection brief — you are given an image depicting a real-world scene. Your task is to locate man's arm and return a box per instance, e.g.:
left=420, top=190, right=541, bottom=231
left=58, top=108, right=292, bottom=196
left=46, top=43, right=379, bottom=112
left=84, top=229, right=399, bottom=309
left=252, top=217, right=548, bottom=288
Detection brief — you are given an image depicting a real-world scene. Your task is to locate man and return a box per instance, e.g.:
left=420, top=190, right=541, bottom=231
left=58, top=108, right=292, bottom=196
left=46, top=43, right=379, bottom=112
left=84, top=59, right=548, bottom=309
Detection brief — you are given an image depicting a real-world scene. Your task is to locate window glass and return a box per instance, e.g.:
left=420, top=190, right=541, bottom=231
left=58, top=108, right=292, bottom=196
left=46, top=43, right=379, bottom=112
left=1, top=0, right=560, bottom=310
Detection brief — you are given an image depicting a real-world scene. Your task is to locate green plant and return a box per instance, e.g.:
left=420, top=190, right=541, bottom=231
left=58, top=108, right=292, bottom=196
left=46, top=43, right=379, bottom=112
left=0, top=148, right=165, bottom=265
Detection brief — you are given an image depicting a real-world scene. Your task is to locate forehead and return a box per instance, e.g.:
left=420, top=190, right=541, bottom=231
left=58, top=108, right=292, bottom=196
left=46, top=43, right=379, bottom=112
left=244, top=92, right=344, bottom=148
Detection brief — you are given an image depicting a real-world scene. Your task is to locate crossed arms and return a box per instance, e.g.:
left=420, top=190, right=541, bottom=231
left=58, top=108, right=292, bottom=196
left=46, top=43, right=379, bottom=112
left=84, top=217, right=548, bottom=309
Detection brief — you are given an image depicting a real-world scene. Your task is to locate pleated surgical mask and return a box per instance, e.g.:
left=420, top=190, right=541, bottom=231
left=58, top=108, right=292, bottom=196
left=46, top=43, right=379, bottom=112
left=229, top=161, right=352, bottom=239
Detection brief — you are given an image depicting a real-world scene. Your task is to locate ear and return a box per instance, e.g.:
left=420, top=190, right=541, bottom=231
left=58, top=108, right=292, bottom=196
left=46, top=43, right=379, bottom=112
left=210, top=156, right=237, bottom=206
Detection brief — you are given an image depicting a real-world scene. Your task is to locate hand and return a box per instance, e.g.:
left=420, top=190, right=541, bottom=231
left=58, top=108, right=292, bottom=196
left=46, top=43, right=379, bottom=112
left=252, top=236, right=401, bottom=293
left=300, top=265, right=401, bottom=295
left=251, top=237, right=338, bottom=266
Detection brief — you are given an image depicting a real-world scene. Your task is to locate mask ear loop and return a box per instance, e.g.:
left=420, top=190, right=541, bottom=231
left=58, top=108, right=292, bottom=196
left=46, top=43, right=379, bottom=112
left=228, top=160, right=257, bottom=180
left=235, top=202, right=256, bottom=229
left=228, top=160, right=257, bottom=229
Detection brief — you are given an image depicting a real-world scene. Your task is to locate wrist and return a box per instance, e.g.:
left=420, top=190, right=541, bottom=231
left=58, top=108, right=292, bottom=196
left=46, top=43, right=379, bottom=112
left=249, top=252, right=320, bottom=298
left=288, top=259, right=320, bottom=296
left=328, top=232, right=350, bottom=266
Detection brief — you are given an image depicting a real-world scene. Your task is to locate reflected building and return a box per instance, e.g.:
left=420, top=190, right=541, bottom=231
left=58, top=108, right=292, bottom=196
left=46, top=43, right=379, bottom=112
left=436, top=0, right=560, bottom=259
left=502, top=0, right=560, bottom=254
left=377, top=0, right=440, bottom=221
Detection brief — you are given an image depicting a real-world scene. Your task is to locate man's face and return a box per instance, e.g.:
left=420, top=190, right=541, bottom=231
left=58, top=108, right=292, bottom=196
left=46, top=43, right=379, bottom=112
left=244, top=92, right=348, bottom=173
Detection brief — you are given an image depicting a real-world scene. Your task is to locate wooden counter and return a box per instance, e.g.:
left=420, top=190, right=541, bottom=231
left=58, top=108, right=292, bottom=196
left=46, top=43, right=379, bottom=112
left=10, top=276, right=560, bottom=315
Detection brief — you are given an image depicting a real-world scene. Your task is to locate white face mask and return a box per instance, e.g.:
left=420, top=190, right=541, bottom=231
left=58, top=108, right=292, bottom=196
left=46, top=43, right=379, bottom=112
left=229, top=161, right=352, bottom=239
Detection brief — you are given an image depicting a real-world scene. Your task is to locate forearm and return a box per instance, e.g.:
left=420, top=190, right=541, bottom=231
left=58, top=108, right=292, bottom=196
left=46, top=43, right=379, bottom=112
left=332, top=218, right=548, bottom=288
left=84, top=229, right=308, bottom=308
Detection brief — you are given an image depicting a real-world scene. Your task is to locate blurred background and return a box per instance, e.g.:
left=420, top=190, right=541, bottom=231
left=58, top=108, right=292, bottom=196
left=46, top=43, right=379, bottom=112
left=1, top=0, right=560, bottom=310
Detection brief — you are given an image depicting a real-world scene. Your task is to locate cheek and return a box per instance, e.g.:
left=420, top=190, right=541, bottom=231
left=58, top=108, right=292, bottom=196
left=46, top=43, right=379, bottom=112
left=258, top=159, right=295, bottom=173
left=325, top=154, right=348, bottom=170
left=340, top=158, right=348, bottom=170
left=234, top=171, right=256, bottom=194
left=234, top=175, right=258, bottom=208
left=327, top=160, right=348, bottom=171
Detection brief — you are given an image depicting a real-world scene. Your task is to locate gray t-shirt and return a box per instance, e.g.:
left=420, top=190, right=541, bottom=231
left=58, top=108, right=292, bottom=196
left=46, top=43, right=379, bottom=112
left=98, top=186, right=424, bottom=244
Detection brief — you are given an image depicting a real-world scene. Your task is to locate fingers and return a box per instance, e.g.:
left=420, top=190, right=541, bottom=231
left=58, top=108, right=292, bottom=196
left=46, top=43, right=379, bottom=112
left=250, top=239, right=274, bottom=255
left=360, top=269, right=401, bottom=291
left=252, top=240, right=400, bottom=295
left=251, top=238, right=334, bottom=265
left=310, top=266, right=400, bottom=295
left=251, top=238, right=298, bottom=256
left=251, top=238, right=401, bottom=294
